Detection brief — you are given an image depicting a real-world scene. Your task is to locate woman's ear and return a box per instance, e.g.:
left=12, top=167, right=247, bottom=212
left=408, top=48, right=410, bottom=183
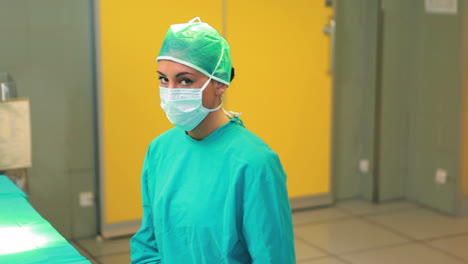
left=215, top=82, right=228, bottom=96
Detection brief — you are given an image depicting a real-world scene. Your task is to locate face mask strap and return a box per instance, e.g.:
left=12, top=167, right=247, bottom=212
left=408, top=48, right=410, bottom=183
left=200, top=76, right=213, bottom=92
left=207, top=97, right=223, bottom=113
left=200, top=46, right=224, bottom=91
left=211, top=48, right=224, bottom=78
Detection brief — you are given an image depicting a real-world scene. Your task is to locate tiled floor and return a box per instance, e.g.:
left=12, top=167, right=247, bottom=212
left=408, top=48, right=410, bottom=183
left=71, top=199, right=468, bottom=264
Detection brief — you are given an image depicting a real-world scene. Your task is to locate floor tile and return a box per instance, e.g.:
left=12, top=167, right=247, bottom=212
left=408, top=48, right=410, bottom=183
left=429, top=234, right=468, bottom=261
left=295, top=238, right=328, bottom=261
left=293, top=207, right=351, bottom=226
left=336, top=199, right=416, bottom=216
left=75, top=236, right=131, bottom=257
left=365, top=208, right=468, bottom=240
left=294, top=218, right=408, bottom=254
left=98, top=252, right=130, bottom=264
left=297, top=256, right=348, bottom=264
left=342, top=243, right=465, bottom=264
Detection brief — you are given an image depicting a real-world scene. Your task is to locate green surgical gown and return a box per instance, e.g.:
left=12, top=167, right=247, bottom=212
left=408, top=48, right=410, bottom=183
left=130, top=117, right=295, bottom=263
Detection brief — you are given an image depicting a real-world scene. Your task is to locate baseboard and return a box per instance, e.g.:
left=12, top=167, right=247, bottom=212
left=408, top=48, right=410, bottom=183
left=101, top=219, right=141, bottom=239
left=290, top=193, right=333, bottom=210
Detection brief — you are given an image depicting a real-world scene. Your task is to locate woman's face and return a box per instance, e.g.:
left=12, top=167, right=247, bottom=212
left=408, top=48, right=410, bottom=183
left=157, top=60, right=225, bottom=109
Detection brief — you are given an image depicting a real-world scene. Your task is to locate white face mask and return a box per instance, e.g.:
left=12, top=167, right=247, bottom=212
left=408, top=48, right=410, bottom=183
left=160, top=78, right=222, bottom=131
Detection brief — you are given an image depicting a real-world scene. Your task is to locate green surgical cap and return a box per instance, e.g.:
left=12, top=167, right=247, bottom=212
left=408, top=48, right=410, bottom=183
left=157, top=17, right=232, bottom=86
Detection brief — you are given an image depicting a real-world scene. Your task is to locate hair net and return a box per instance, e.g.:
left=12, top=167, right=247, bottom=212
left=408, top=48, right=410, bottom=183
left=157, top=17, right=232, bottom=86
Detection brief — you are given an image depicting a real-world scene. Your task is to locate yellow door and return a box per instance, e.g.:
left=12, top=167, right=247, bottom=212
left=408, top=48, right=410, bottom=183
left=97, top=0, right=332, bottom=237
left=225, top=0, right=333, bottom=205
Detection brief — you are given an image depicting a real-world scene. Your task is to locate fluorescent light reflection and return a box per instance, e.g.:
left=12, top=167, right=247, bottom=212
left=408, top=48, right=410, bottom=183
left=0, top=226, right=49, bottom=255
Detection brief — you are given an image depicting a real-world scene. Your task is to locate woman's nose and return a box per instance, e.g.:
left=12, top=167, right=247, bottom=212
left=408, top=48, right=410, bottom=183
left=166, top=81, right=177, bottom=89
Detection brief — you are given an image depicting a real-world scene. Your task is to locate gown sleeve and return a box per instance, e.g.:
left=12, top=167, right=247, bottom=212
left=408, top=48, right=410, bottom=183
left=242, top=152, right=296, bottom=264
left=130, top=147, right=161, bottom=264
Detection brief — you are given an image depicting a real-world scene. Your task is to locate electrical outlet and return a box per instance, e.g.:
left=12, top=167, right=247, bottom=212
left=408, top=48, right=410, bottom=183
left=79, top=192, right=94, bottom=207
left=359, top=159, right=370, bottom=173
left=435, top=169, right=448, bottom=184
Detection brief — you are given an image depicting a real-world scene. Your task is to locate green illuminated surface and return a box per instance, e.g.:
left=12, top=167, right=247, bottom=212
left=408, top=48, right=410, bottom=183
left=0, top=176, right=91, bottom=263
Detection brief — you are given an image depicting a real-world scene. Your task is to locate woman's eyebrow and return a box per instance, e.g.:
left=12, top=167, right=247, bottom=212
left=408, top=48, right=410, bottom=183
left=157, top=71, right=195, bottom=78
left=175, top=72, right=195, bottom=78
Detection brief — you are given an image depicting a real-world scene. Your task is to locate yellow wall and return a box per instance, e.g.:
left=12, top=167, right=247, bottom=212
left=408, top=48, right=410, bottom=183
left=99, top=0, right=332, bottom=225
left=225, top=0, right=332, bottom=197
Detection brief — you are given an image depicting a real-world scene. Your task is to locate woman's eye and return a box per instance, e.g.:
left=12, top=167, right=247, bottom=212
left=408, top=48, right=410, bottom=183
left=180, top=78, right=193, bottom=86
left=158, top=76, right=168, bottom=84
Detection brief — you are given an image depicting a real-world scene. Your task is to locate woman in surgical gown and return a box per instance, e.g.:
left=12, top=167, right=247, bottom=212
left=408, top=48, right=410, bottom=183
left=130, top=17, right=296, bottom=264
